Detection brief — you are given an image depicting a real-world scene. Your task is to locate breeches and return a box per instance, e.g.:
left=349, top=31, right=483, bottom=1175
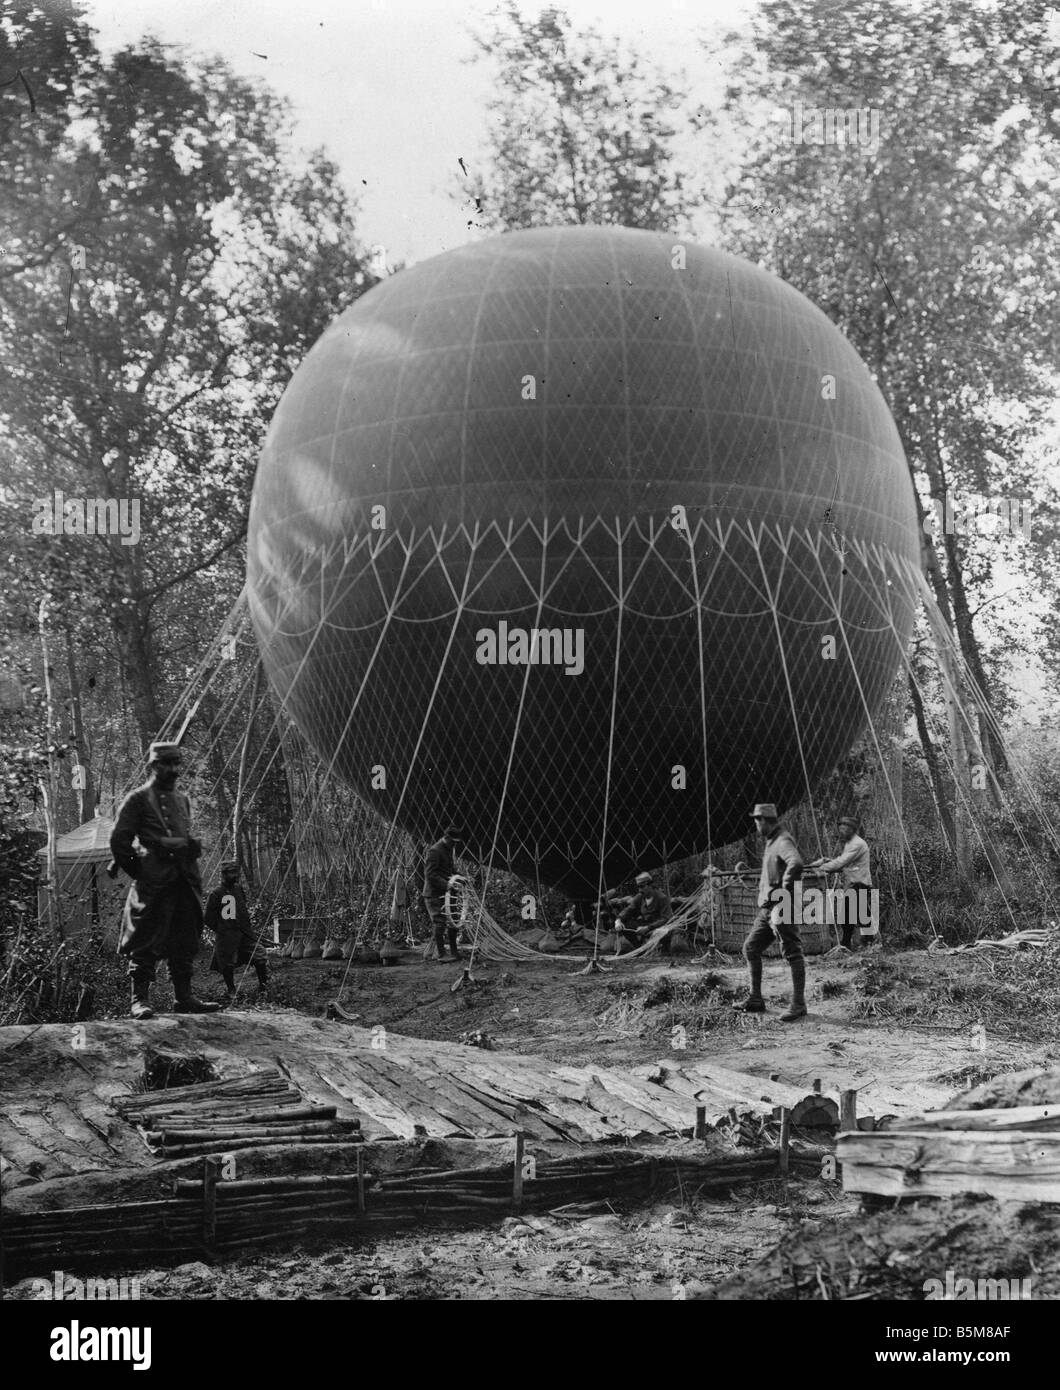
left=126, top=883, right=202, bottom=980
left=743, top=905, right=804, bottom=965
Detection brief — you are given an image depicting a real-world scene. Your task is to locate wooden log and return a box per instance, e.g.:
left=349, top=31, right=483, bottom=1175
left=778, top=1108, right=791, bottom=1177
left=512, top=1130, right=525, bottom=1213
left=153, top=1120, right=359, bottom=1143
left=840, top=1090, right=858, bottom=1133
left=886, top=1105, right=1060, bottom=1133
left=174, top=1173, right=369, bottom=1196
left=357, top=1148, right=366, bottom=1213
left=837, top=1130, right=1060, bottom=1201
left=202, top=1155, right=219, bottom=1254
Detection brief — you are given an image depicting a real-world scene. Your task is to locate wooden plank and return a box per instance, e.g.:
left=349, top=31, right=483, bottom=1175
left=454, top=1065, right=596, bottom=1143
left=837, top=1130, right=1060, bottom=1202
left=351, top=1054, right=465, bottom=1137
left=665, top=1060, right=811, bottom=1112
left=305, top=1065, right=407, bottom=1140
left=455, top=1059, right=613, bottom=1142
left=588, top=1069, right=696, bottom=1132
left=396, top=1054, right=563, bottom=1142
left=887, top=1105, right=1060, bottom=1133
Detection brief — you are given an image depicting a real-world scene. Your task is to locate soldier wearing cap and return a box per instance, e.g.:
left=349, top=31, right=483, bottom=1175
left=109, top=741, right=219, bottom=1019
left=423, top=825, right=466, bottom=962
left=205, top=860, right=268, bottom=1002
left=809, top=815, right=874, bottom=950
left=733, top=802, right=808, bottom=1022
left=617, top=871, right=673, bottom=948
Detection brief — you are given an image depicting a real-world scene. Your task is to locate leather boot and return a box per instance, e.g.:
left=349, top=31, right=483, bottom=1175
left=130, top=980, right=154, bottom=1021
left=433, top=927, right=452, bottom=962
left=780, top=958, right=807, bottom=1022
left=171, top=968, right=221, bottom=1014
left=733, top=955, right=765, bottom=1012
left=448, top=927, right=460, bottom=960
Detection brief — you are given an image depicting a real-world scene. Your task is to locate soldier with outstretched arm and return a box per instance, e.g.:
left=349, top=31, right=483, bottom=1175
left=733, top=801, right=808, bottom=1022
left=109, top=741, right=220, bottom=1019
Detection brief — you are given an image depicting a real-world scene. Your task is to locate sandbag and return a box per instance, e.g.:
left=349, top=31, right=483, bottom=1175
left=537, top=931, right=563, bottom=952
left=302, top=937, right=323, bottom=959
left=289, top=939, right=305, bottom=959
left=379, top=937, right=401, bottom=965
left=521, top=927, right=545, bottom=947
left=321, top=937, right=344, bottom=960
left=667, top=930, right=691, bottom=955
left=342, top=937, right=358, bottom=959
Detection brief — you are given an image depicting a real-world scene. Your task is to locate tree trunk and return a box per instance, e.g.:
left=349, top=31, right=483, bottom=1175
left=63, top=623, right=96, bottom=821
left=907, top=671, right=955, bottom=851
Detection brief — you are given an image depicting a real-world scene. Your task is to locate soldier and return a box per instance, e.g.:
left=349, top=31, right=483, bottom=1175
left=733, top=802, right=807, bottom=1022
left=616, top=872, right=673, bottom=948
left=205, top=860, right=268, bottom=1003
left=809, top=815, right=875, bottom=950
left=423, top=825, right=465, bottom=962
left=110, top=741, right=220, bottom=1019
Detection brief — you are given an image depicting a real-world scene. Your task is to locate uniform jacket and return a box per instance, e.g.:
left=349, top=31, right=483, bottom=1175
left=757, top=825, right=804, bottom=907
left=110, top=782, right=203, bottom=953
left=619, top=887, right=672, bottom=926
left=423, top=838, right=456, bottom=899
left=818, top=834, right=872, bottom=887
left=205, top=881, right=266, bottom=969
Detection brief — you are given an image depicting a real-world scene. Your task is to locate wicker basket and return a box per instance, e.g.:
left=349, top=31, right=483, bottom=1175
left=698, top=875, right=835, bottom=957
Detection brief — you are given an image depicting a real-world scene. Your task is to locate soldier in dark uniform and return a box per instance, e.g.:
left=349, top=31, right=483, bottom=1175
left=423, top=826, right=464, bottom=962
left=205, top=860, right=268, bottom=1003
left=110, top=741, right=220, bottom=1019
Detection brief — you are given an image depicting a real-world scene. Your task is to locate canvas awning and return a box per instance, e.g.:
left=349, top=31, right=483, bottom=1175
left=36, top=817, right=115, bottom=863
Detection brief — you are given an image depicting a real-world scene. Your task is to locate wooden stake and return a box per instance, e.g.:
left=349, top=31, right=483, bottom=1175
left=202, top=1156, right=220, bottom=1255
left=694, top=1105, right=706, bottom=1140
left=812, top=1078, right=822, bottom=1095
left=512, top=1128, right=525, bottom=1213
left=356, top=1148, right=365, bottom=1213
left=778, top=1108, right=791, bottom=1176
left=840, top=1089, right=858, bottom=1132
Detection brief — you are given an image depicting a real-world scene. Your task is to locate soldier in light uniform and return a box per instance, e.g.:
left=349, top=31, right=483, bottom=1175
left=110, top=741, right=220, bottom=1019
left=733, top=801, right=808, bottom=1022
left=809, top=815, right=875, bottom=949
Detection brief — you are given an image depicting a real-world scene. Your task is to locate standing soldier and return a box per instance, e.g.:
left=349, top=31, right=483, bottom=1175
left=423, top=825, right=465, bottom=962
left=733, top=802, right=808, bottom=1022
left=206, top=860, right=269, bottom=1003
left=110, top=742, right=220, bottom=1019
left=809, top=815, right=875, bottom=950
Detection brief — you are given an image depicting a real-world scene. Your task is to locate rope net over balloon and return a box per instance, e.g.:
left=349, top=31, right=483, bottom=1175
left=115, top=508, right=1060, bottom=1000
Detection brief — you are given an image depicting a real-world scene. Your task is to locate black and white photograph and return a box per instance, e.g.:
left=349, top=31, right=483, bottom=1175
left=1, top=0, right=1059, bottom=1352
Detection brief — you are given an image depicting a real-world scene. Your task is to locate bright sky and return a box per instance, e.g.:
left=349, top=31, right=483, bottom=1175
left=85, top=0, right=753, bottom=266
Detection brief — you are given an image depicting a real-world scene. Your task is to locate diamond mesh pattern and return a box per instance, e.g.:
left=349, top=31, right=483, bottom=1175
left=248, top=228, right=920, bottom=897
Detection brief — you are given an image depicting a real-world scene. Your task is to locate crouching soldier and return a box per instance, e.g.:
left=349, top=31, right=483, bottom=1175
left=617, top=872, right=673, bottom=950
left=110, top=741, right=220, bottom=1019
left=206, top=861, right=268, bottom=1003
left=734, top=802, right=807, bottom=1022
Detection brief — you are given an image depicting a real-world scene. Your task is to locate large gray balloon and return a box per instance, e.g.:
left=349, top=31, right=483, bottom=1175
left=248, top=226, right=919, bottom=897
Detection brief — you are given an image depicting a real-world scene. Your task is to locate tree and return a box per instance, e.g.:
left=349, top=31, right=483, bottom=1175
left=462, top=2, right=701, bottom=232
left=0, top=3, right=376, bottom=801
left=703, top=0, right=1060, bottom=868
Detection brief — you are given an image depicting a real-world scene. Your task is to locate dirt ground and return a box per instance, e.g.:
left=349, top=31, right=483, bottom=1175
left=7, top=939, right=1060, bottom=1301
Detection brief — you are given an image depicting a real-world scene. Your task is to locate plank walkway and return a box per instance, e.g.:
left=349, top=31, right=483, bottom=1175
left=0, top=1012, right=826, bottom=1192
